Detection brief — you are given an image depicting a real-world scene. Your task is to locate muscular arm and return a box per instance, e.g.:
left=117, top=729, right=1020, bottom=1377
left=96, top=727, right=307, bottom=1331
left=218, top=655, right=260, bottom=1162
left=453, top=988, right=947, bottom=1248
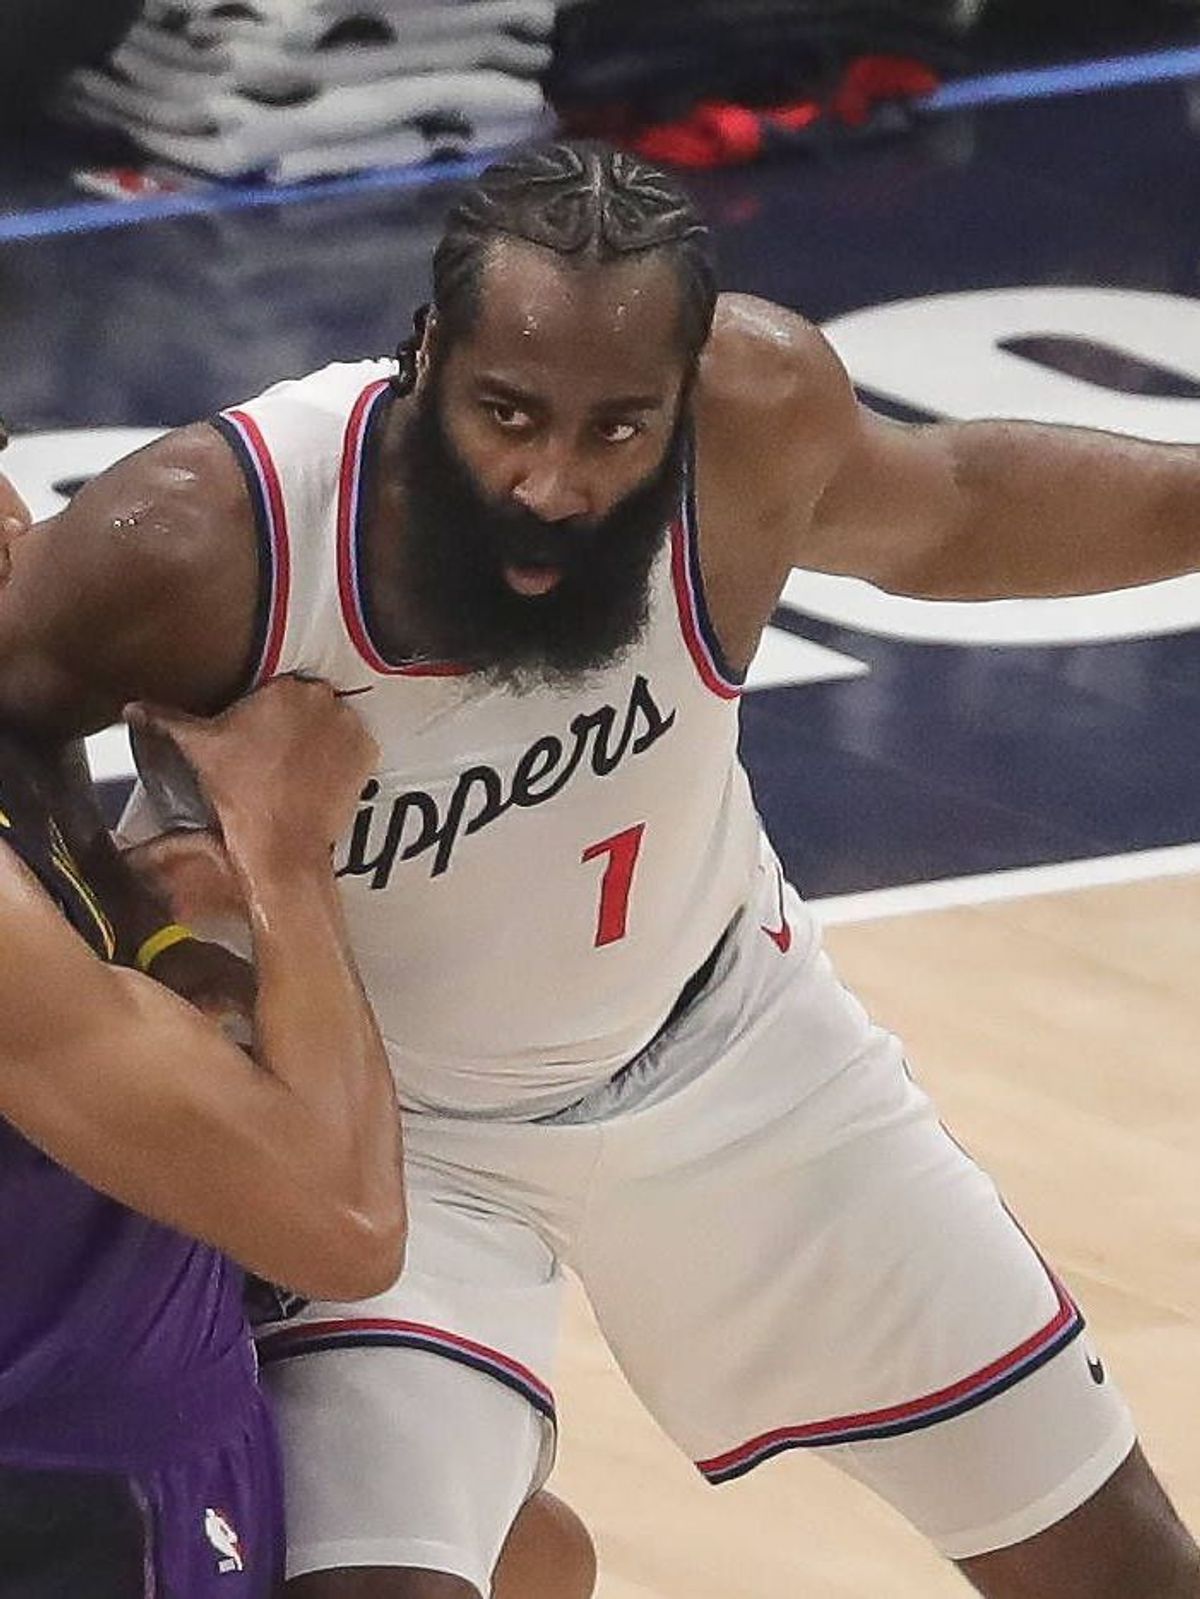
left=0, top=425, right=263, bottom=966
left=0, top=423, right=260, bottom=739
left=704, top=295, right=1200, bottom=602
left=0, top=837, right=403, bottom=1300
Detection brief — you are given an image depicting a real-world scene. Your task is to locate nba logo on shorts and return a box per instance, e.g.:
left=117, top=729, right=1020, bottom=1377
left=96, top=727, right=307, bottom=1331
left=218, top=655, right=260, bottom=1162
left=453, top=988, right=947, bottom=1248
left=204, top=1507, right=245, bottom=1574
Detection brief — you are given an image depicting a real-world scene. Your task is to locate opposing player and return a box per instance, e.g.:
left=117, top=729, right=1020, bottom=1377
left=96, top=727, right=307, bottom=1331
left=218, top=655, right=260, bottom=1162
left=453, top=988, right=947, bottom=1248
left=0, top=639, right=405, bottom=1599
left=2, top=141, right=1200, bottom=1598
left=0, top=453, right=596, bottom=1599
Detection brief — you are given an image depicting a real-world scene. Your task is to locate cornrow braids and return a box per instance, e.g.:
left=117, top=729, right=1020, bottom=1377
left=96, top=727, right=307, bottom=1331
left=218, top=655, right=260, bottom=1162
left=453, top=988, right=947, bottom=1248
left=429, top=140, right=718, bottom=364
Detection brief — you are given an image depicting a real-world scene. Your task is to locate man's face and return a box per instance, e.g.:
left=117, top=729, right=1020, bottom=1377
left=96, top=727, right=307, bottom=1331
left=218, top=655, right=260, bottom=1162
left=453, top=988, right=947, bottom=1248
left=400, top=241, right=692, bottom=690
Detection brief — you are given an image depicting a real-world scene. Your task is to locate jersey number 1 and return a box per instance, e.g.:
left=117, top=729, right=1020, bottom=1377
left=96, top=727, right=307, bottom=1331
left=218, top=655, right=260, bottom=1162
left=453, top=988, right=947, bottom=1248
left=581, top=824, right=646, bottom=947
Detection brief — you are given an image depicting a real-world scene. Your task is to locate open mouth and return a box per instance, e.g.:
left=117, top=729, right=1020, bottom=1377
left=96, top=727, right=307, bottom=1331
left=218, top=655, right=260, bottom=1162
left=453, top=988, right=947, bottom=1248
left=503, top=562, right=564, bottom=597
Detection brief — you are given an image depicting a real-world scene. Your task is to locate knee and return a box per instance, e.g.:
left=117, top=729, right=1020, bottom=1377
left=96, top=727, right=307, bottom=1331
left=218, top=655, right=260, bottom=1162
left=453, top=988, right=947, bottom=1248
left=1079, top=1456, right=1200, bottom=1599
left=960, top=1445, right=1200, bottom=1599
left=494, top=1492, right=597, bottom=1599
left=282, top=1492, right=596, bottom=1599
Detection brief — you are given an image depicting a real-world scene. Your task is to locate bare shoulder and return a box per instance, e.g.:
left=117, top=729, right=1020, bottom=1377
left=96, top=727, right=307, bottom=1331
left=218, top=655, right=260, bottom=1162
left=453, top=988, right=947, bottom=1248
left=694, top=294, right=860, bottom=521
left=0, top=421, right=261, bottom=732
left=698, top=295, right=857, bottom=438
left=56, top=421, right=249, bottom=565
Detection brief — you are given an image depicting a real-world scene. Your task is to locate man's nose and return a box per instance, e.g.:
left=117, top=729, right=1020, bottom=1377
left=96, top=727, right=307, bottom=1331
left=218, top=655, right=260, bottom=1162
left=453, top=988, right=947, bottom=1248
left=510, top=452, right=591, bottom=524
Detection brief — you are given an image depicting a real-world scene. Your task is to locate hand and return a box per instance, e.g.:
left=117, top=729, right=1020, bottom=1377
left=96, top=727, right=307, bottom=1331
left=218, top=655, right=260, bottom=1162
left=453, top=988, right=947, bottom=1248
left=124, top=677, right=379, bottom=871
left=122, top=829, right=246, bottom=924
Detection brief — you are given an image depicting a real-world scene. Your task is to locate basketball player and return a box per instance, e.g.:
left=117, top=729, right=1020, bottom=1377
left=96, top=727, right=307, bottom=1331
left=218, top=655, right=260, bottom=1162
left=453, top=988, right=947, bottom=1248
left=0, top=458, right=596, bottom=1599
left=0, top=141, right=1199, bottom=1598
left=0, top=652, right=407, bottom=1597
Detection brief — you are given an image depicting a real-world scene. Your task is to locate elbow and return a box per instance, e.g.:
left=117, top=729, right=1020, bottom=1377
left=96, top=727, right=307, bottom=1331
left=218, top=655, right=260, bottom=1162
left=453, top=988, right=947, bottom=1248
left=284, top=1198, right=408, bottom=1303
left=333, top=1201, right=408, bottom=1300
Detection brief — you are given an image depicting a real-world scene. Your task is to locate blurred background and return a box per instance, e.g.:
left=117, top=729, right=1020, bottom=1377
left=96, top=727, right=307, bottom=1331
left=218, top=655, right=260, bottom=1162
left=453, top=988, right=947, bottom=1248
left=0, top=1, right=1197, bottom=193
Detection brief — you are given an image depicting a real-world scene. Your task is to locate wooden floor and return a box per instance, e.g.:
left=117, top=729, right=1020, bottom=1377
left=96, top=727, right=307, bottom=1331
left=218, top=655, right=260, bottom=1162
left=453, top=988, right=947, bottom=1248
left=549, top=874, right=1200, bottom=1597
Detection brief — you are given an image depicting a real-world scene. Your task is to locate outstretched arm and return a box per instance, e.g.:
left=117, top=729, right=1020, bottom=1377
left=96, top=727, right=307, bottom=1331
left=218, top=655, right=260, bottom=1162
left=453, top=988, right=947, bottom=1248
left=805, top=397, right=1200, bottom=601
left=706, top=296, right=1200, bottom=602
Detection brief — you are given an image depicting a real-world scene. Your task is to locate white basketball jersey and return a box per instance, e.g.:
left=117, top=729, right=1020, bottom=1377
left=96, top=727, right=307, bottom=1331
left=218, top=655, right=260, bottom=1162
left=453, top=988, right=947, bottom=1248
left=211, top=358, right=771, bottom=1117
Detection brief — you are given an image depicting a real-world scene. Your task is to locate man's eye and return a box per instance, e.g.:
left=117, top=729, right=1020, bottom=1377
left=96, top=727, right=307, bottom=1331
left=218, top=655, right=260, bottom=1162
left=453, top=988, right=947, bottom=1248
left=598, top=421, right=641, bottom=445
left=484, top=401, right=530, bottom=431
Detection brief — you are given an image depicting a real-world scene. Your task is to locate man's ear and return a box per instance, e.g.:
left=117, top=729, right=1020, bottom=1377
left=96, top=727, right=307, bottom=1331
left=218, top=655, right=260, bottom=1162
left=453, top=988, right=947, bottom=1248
left=416, top=309, right=441, bottom=386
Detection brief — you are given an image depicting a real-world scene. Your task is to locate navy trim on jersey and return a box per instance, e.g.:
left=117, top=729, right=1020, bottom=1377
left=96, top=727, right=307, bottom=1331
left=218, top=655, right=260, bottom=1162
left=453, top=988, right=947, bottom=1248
left=255, top=1317, right=556, bottom=1424
left=210, top=412, right=276, bottom=693
left=336, top=379, right=469, bottom=677
left=349, top=384, right=399, bottom=665
left=680, top=436, right=746, bottom=691
left=697, top=1279, right=1084, bottom=1484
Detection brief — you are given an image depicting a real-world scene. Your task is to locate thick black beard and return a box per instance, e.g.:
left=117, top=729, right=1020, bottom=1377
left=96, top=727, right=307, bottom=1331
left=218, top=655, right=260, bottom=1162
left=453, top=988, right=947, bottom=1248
left=397, top=383, right=688, bottom=693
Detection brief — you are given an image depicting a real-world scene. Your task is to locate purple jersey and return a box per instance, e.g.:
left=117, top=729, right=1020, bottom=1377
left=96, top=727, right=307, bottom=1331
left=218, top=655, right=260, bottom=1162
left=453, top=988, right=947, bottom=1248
left=0, top=735, right=256, bottom=1473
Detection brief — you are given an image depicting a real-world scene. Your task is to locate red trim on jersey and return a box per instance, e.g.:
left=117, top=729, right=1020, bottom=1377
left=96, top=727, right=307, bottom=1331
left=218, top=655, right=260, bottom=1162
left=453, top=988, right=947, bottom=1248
left=670, top=517, right=741, bottom=700
left=224, top=407, right=290, bottom=684
left=335, top=380, right=468, bottom=678
left=696, top=1275, right=1082, bottom=1477
left=255, top=1316, right=555, bottom=1410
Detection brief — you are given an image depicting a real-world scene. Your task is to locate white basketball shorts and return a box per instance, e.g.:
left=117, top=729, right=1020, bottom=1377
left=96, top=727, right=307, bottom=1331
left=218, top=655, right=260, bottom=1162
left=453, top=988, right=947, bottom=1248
left=255, top=844, right=1135, bottom=1590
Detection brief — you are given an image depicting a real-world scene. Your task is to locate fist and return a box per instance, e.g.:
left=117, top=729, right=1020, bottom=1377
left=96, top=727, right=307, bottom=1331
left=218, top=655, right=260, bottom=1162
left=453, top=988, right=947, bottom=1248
left=125, top=676, right=379, bottom=868
left=122, top=829, right=246, bottom=924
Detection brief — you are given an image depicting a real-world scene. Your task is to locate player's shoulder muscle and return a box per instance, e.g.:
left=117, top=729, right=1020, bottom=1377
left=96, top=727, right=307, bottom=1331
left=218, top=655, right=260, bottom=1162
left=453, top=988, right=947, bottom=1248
left=697, top=295, right=859, bottom=491
left=0, top=422, right=260, bottom=735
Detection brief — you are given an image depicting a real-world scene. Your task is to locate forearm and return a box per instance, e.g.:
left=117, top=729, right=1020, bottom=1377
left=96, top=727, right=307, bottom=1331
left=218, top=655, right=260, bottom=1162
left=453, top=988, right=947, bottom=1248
left=912, top=421, right=1200, bottom=601
left=0, top=843, right=402, bottom=1296
left=240, top=857, right=403, bottom=1236
left=810, top=406, right=1200, bottom=603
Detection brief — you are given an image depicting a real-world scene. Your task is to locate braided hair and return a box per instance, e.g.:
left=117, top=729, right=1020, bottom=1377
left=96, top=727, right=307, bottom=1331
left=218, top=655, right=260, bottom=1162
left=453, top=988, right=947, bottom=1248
left=393, top=141, right=717, bottom=395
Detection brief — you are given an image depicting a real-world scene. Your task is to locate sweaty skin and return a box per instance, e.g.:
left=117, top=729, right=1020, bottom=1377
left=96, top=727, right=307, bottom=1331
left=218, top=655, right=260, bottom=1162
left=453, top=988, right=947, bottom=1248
left=1, top=248, right=1199, bottom=740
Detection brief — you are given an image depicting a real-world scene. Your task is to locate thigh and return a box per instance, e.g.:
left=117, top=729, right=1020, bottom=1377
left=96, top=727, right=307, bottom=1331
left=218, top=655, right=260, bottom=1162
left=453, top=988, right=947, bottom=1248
left=0, top=1463, right=149, bottom=1598
left=577, top=960, right=1135, bottom=1559
left=256, top=1180, right=564, bottom=1594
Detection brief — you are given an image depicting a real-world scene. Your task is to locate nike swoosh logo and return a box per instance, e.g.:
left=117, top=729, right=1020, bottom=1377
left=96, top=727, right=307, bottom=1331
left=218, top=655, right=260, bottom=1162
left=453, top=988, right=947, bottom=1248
left=1088, top=1355, right=1105, bottom=1385
left=760, top=864, right=792, bottom=953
